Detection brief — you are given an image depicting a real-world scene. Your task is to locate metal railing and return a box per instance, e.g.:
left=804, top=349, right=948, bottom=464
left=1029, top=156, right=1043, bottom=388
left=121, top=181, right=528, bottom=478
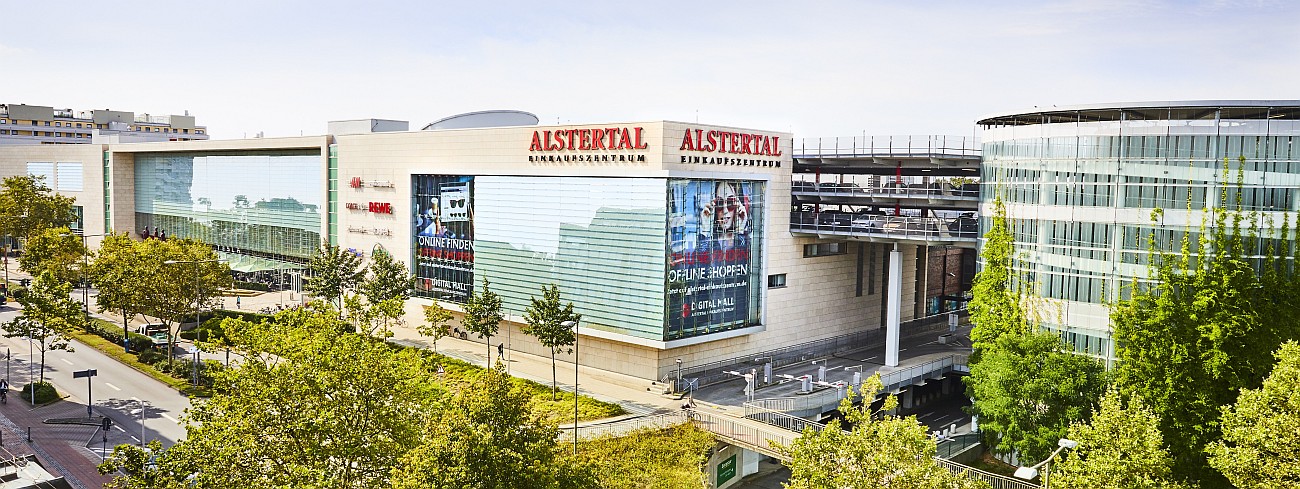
left=936, top=432, right=983, bottom=459
left=794, top=135, right=981, bottom=158
left=879, top=354, right=968, bottom=392
left=559, top=412, right=689, bottom=440
left=792, top=180, right=980, bottom=199
left=936, top=459, right=1039, bottom=489
left=743, top=404, right=829, bottom=434
left=790, top=212, right=979, bottom=241
left=715, top=406, right=1037, bottom=489
left=685, top=409, right=795, bottom=459
left=667, top=310, right=964, bottom=390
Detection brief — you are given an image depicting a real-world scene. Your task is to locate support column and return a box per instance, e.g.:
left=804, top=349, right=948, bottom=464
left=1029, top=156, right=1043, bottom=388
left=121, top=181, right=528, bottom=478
left=885, top=243, right=902, bottom=367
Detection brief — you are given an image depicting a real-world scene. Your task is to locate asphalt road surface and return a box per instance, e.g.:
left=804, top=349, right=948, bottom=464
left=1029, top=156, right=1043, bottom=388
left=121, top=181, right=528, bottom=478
left=0, top=305, right=192, bottom=446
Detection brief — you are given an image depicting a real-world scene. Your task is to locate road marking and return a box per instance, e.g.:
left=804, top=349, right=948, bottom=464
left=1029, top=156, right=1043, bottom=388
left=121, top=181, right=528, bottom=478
left=115, top=425, right=126, bottom=433
left=104, top=382, right=121, bottom=391
left=59, top=358, right=74, bottom=365
left=131, top=396, right=141, bottom=402
left=161, top=413, right=178, bottom=423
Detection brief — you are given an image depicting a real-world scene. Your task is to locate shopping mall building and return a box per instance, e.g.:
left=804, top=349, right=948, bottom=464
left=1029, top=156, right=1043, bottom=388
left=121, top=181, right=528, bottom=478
left=0, top=114, right=978, bottom=381
left=12, top=100, right=1295, bottom=378
left=978, top=100, right=1300, bottom=362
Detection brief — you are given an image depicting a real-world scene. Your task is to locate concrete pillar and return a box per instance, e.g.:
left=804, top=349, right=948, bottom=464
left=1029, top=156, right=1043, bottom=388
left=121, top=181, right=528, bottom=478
left=886, top=243, right=902, bottom=367
left=901, top=388, right=914, bottom=409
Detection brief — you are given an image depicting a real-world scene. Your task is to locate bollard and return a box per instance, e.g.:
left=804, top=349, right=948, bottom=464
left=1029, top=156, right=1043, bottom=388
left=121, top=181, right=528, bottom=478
left=25, top=427, right=31, bottom=442
left=763, top=362, right=772, bottom=384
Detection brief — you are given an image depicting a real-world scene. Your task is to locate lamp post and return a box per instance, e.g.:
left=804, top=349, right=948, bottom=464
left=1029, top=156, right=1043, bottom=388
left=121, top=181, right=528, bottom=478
left=164, top=258, right=223, bottom=378
left=561, top=319, right=579, bottom=456
left=675, top=358, right=682, bottom=393
left=1013, top=438, right=1079, bottom=488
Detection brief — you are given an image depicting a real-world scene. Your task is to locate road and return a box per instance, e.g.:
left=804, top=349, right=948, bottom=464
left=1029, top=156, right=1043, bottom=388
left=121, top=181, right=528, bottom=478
left=0, top=305, right=192, bottom=446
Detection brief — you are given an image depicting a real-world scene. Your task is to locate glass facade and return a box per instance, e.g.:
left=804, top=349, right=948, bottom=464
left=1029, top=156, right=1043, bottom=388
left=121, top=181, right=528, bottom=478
left=979, top=104, right=1300, bottom=359
left=412, top=175, right=766, bottom=341
left=135, top=151, right=323, bottom=266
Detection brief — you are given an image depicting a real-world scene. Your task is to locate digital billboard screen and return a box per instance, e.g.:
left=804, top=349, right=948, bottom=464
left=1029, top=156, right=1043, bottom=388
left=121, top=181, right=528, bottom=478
left=666, top=179, right=763, bottom=338
left=413, top=175, right=475, bottom=302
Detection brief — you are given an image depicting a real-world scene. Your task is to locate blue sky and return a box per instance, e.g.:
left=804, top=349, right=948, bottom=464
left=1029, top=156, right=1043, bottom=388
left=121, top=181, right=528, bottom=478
left=3, top=0, right=1297, bottom=140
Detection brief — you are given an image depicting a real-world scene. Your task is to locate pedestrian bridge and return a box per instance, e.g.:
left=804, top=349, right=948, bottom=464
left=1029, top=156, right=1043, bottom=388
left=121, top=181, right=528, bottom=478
left=565, top=407, right=1037, bottom=489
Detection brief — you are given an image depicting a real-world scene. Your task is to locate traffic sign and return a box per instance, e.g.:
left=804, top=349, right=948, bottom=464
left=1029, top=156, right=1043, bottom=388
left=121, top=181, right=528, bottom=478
left=72, top=369, right=97, bottom=379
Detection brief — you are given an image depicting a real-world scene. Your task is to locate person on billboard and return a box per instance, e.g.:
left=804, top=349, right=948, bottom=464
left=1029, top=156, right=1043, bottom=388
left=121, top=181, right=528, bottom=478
left=416, top=199, right=448, bottom=237
left=697, top=181, right=750, bottom=252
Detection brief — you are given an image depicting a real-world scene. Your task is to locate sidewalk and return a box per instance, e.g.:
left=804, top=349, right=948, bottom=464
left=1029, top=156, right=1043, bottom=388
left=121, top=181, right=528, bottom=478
left=0, top=396, right=122, bottom=489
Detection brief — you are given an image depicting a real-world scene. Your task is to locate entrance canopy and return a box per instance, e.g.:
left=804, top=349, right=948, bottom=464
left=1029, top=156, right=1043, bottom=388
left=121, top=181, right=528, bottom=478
left=217, top=252, right=307, bottom=273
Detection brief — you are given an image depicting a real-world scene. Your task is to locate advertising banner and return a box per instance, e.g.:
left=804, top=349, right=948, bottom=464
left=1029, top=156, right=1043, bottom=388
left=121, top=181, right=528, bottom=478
left=666, top=179, right=762, bottom=336
left=413, top=175, right=475, bottom=302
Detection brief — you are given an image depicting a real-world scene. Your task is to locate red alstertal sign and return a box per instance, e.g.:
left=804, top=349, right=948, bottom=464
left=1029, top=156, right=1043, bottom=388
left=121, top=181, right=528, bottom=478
left=678, top=129, right=782, bottom=157
left=528, top=127, right=649, bottom=151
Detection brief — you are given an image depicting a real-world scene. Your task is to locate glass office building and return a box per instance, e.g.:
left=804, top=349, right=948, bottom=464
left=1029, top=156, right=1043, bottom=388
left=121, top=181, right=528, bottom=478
left=978, top=101, right=1300, bottom=359
left=412, top=175, right=766, bottom=341
left=135, top=151, right=324, bottom=269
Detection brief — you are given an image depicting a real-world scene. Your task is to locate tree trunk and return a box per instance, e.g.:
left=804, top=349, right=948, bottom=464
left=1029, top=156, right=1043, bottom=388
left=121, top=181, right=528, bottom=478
left=487, top=335, right=492, bottom=366
left=38, top=346, right=45, bottom=386
left=551, top=349, right=558, bottom=401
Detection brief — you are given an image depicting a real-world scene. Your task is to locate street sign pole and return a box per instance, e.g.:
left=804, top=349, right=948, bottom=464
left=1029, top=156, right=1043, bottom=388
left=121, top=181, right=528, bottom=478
left=73, top=369, right=97, bottom=418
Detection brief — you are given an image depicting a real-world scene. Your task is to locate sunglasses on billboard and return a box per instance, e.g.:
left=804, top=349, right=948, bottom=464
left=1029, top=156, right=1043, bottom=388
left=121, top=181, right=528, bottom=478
left=712, top=196, right=740, bottom=210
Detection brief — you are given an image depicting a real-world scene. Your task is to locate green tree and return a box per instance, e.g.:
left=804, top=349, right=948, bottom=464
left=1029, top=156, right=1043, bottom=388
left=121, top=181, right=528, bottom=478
left=4, top=271, right=80, bottom=385
left=1052, top=388, right=1183, bottom=489
left=344, top=293, right=405, bottom=339
left=461, top=277, right=503, bottom=365
left=419, top=302, right=454, bottom=354
left=305, top=242, right=366, bottom=310
left=0, top=175, right=77, bottom=241
left=135, top=238, right=232, bottom=371
left=965, top=331, right=1107, bottom=463
left=523, top=284, right=581, bottom=400
left=967, top=198, right=1027, bottom=355
left=391, top=366, right=593, bottom=489
left=361, top=248, right=415, bottom=305
left=1207, top=341, right=1300, bottom=489
left=1110, top=158, right=1300, bottom=487
left=90, top=233, right=149, bottom=347
left=99, top=306, right=441, bottom=488
left=18, top=226, right=87, bottom=285
left=782, top=373, right=989, bottom=489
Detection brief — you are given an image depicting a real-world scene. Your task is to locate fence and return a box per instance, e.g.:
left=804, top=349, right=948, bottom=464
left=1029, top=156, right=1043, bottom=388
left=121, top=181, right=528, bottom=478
left=935, top=432, right=983, bottom=460
left=685, top=409, right=794, bottom=459
left=792, top=179, right=980, bottom=199
left=794, top=135, right=982, bottom=158
left=790, top=212, right=979, bottom=241
left=742, top=404, right=828, bottom=434
left=878, top=354, right=968, bottom=392
left=668, top=310, right=965, bottom=390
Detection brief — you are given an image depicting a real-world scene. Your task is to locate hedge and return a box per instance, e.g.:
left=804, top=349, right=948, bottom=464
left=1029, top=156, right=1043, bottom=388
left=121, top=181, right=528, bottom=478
left=21, top=382, right=59, bottom=404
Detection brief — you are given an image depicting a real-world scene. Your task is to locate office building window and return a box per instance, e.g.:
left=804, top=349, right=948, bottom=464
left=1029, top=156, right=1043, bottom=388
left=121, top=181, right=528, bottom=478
left=804, top=242, right=847, bottom=257
left=767, top=274, right=787, bottom=288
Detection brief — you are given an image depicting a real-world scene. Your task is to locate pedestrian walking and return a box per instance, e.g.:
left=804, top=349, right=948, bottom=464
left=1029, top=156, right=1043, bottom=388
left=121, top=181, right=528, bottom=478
left=236, top=296, right=241, bottom=309
left=497, top=342, right=505, bottom=359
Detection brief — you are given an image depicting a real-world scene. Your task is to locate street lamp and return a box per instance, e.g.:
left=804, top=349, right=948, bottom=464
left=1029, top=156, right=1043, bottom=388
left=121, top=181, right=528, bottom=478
left=61, top=232, right=105, bottom=329
left=1014, top=438, right=1079, bottom=488
left=561, top=319, right=579, bottom=456
left=164, top=258, right=224, bottom=381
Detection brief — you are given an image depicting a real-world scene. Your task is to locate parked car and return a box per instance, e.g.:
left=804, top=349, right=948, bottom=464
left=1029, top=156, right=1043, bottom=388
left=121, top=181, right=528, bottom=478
left=883, top=218, right=940, bottom=236
left=947, top=213, right=979, bottom=236
left=852, top=216, right=886, bottom=231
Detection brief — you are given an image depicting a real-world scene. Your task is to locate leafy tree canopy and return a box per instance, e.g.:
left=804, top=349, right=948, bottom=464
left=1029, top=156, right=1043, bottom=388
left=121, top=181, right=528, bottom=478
left=4, top=271, right=80, bottom=384
left=391, top=365, right=592, bottom=489
left=18, top=226, right=87, bottom=285
left=783, top=374, right=989, bottom=489
left=1052, top=388, right=1185, bottom=489
left=0, top=175, right=77, bottom=240
left=361, top=248, right=415, bottom=305
left=965, top=331, right=1106, bottom=463
left=523, top=284, right=581, bottom=399
left=100, top=306, right=442, bottom=488
left=305, top=242, right=366, bottom=309
left=1207, top=341, right=1300, bottom=489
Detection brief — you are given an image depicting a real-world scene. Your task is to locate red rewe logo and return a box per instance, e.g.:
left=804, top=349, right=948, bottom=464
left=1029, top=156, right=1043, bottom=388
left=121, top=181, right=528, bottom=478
left=368, top=202, right=393, bottom=214
left=350, top=177, right=363, bottom=188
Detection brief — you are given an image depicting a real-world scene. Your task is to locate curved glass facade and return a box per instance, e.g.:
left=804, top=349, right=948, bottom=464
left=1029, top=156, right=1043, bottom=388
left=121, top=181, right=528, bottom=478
left=979, top=103, right=1300, bottom=359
